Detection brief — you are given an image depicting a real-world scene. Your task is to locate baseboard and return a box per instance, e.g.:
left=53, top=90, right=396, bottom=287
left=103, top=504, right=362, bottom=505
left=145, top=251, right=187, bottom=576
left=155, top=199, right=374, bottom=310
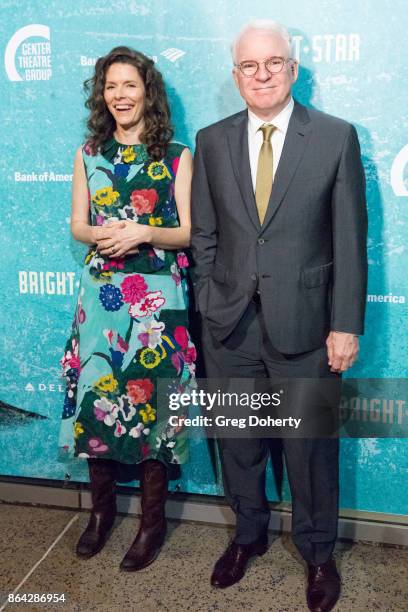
left=0, top=478, right=406, bottom=547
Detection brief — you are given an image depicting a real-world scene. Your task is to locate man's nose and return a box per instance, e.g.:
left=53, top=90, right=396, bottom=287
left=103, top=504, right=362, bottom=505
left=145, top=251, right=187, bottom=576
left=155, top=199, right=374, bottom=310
left=255, top=63, right=272, bottom=82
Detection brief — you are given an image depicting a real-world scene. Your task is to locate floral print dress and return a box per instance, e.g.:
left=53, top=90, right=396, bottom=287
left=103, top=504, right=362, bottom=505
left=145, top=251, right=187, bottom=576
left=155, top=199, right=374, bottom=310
left=58, top=139, right=196, bottom=467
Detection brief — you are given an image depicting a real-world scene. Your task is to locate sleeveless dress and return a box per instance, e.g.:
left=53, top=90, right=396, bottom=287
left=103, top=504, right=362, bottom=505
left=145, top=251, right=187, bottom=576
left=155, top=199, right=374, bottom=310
left=58, top=139, right=196, bottom=469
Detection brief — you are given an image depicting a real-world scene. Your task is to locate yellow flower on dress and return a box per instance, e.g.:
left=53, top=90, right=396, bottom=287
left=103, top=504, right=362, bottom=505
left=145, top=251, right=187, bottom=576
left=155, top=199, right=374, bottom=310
left=139, top=347, right=161, bottom=369
left=94, top=374, right=118, bottom=393
left=147, top=161, right=171, bottom=181
left=122, top=146, right=136, bottom=163
left=139, top=403, right=156, bottom=424
left=85, top=249, right=97, bottom=264
left=148, top=217, right=163, bottom=226
left=74, top=421, right=84, bottom=439
left=92, top=186, right=120, bottom=207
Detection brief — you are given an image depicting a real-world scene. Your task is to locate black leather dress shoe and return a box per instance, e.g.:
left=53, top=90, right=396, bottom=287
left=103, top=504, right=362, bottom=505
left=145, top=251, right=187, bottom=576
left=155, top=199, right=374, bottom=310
left=307, top=557, right=341, bottom=612
left=210, top=537, right=268, bottom=588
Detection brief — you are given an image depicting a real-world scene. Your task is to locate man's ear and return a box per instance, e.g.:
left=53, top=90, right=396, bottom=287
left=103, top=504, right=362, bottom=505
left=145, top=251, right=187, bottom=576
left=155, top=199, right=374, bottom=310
left=291, top=61, right=299, bottom=84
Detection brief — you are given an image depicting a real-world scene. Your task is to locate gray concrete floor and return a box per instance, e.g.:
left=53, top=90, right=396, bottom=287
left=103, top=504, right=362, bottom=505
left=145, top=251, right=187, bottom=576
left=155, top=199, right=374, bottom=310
left=0, top=504, right=407, bottom=612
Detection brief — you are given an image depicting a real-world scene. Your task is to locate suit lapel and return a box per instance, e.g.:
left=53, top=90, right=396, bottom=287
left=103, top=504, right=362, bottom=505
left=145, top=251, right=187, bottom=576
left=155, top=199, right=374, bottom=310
left=226, top=111, right=261, bottom=231
left=260, top=102, right=312, bottom=232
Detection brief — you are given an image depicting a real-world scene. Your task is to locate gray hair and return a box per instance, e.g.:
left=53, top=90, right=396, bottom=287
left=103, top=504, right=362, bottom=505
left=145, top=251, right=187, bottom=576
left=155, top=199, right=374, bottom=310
left=231, top=20, right=293, bottom=64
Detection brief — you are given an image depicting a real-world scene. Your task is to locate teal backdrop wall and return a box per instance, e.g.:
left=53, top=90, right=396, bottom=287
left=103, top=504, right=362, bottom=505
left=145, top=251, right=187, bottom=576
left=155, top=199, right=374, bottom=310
left=0, top=0, right=407, bottom=516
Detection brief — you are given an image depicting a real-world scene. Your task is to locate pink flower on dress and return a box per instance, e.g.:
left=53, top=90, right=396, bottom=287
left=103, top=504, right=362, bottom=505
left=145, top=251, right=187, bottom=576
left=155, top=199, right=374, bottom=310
left=177, top=252, right=189, bottom=269
left=104, top=329, right=114, bottom=345
left=172, top=157, right=180, bottom=176
left=94, top=407, right=106, bottom=422
left=171, top=326, right=197, bottom=374
left=103, top=258, right=125, bottom=271
left=128, top=291, right=165, bottom=318
left=184, top=346, right=197, bottom=364
left=88, top=438, right=109, bottom=453
left=69, top=355, right=81, bottom=369
left=76, top=302, right=86, bottom=325
left=103, top=329, right=129, bottom=353
left=130, top=189, right=158, bottom=215
left=174, top=326, right=189, bottom=349
left=61, top=338, right=80, bottom=373
left=120, top=274, right=148, bottom=304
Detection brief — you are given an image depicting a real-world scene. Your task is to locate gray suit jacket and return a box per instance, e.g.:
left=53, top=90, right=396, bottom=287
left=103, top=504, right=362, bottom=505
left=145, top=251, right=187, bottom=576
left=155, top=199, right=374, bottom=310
left=190, top=101, right=368, bottom=354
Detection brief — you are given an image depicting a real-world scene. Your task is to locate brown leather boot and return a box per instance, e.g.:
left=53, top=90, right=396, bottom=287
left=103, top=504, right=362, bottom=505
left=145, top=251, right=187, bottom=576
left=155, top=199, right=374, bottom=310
left=76, top=458, right=117, bottom=559
left=120, top=459, right=168, bottom=571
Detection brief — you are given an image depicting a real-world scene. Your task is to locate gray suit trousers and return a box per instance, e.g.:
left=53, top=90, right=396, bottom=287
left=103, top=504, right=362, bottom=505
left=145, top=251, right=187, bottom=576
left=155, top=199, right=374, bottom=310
left=202, top=301, right=340, bottom=566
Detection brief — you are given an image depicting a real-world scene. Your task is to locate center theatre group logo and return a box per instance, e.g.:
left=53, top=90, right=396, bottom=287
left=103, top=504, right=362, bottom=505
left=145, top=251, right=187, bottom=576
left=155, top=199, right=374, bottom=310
left=4, top=24, right=52, bottom=81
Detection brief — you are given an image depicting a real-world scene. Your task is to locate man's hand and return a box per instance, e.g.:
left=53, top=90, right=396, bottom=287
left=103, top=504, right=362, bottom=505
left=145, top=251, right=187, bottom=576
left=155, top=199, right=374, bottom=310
left=326, top=331, right=359, bottom=373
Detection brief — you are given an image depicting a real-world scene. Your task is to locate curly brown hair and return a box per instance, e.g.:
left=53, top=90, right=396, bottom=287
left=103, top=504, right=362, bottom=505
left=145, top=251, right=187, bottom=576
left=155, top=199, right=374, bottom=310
left=84, top=46, right=173, bottom=160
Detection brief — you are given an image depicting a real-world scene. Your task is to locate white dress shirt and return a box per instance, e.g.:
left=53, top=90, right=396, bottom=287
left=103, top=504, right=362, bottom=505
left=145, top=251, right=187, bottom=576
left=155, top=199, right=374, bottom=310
left=248, top=97, right=294, bottom=190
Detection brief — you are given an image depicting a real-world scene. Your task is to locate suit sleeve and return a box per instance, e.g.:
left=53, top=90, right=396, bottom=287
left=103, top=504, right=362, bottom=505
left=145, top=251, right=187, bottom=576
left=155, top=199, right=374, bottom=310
left=331, top=124, right=368, bottom=335
left=190, top=130, right=218, bottom=313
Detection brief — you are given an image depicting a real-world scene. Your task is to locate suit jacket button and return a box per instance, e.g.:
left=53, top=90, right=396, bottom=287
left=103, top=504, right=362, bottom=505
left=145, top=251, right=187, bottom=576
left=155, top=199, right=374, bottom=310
left=250, top=273, right=257, bottom=281
left=258, top=238, right=265, bottom=245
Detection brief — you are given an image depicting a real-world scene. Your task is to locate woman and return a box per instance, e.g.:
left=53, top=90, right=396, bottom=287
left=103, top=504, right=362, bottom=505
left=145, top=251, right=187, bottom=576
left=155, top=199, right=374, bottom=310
left=59, top=46, right=196, bottom=571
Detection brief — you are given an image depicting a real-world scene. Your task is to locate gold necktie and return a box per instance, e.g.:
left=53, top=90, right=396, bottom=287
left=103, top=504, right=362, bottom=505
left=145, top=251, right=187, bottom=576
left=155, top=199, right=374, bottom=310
left=255, top=124, right=276, bottom=224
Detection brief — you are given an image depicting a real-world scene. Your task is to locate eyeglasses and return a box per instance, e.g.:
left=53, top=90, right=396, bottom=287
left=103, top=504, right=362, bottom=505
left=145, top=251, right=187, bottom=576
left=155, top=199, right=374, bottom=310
left=235, top=56, right=294, bottom=77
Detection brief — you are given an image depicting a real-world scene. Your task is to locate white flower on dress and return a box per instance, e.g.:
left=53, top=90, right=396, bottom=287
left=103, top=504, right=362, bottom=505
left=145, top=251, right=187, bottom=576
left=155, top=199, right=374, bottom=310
left=118, top=205, right=138, bottom=221
left=137, top=320, right=165, bottom=349
left=88, top=252, right=105, bottom=270
left=129, top=291, right=165, bottom=318
left=116, top=394, right=137, bottom=422
left=114, top=419, right=127, bottom=437
left=93, top=397, right=118, bottom=427
left=129, top=423, right=145, bottom=438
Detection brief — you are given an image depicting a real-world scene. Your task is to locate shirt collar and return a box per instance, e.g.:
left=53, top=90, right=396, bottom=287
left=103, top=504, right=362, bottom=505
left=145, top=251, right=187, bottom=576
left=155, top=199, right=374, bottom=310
left=248, top=97, right=294, bottom=136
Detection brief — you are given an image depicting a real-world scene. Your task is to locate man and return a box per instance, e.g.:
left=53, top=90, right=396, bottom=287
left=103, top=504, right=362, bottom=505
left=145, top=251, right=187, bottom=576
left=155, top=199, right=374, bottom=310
left=190, top=19, right=367, bottom=612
